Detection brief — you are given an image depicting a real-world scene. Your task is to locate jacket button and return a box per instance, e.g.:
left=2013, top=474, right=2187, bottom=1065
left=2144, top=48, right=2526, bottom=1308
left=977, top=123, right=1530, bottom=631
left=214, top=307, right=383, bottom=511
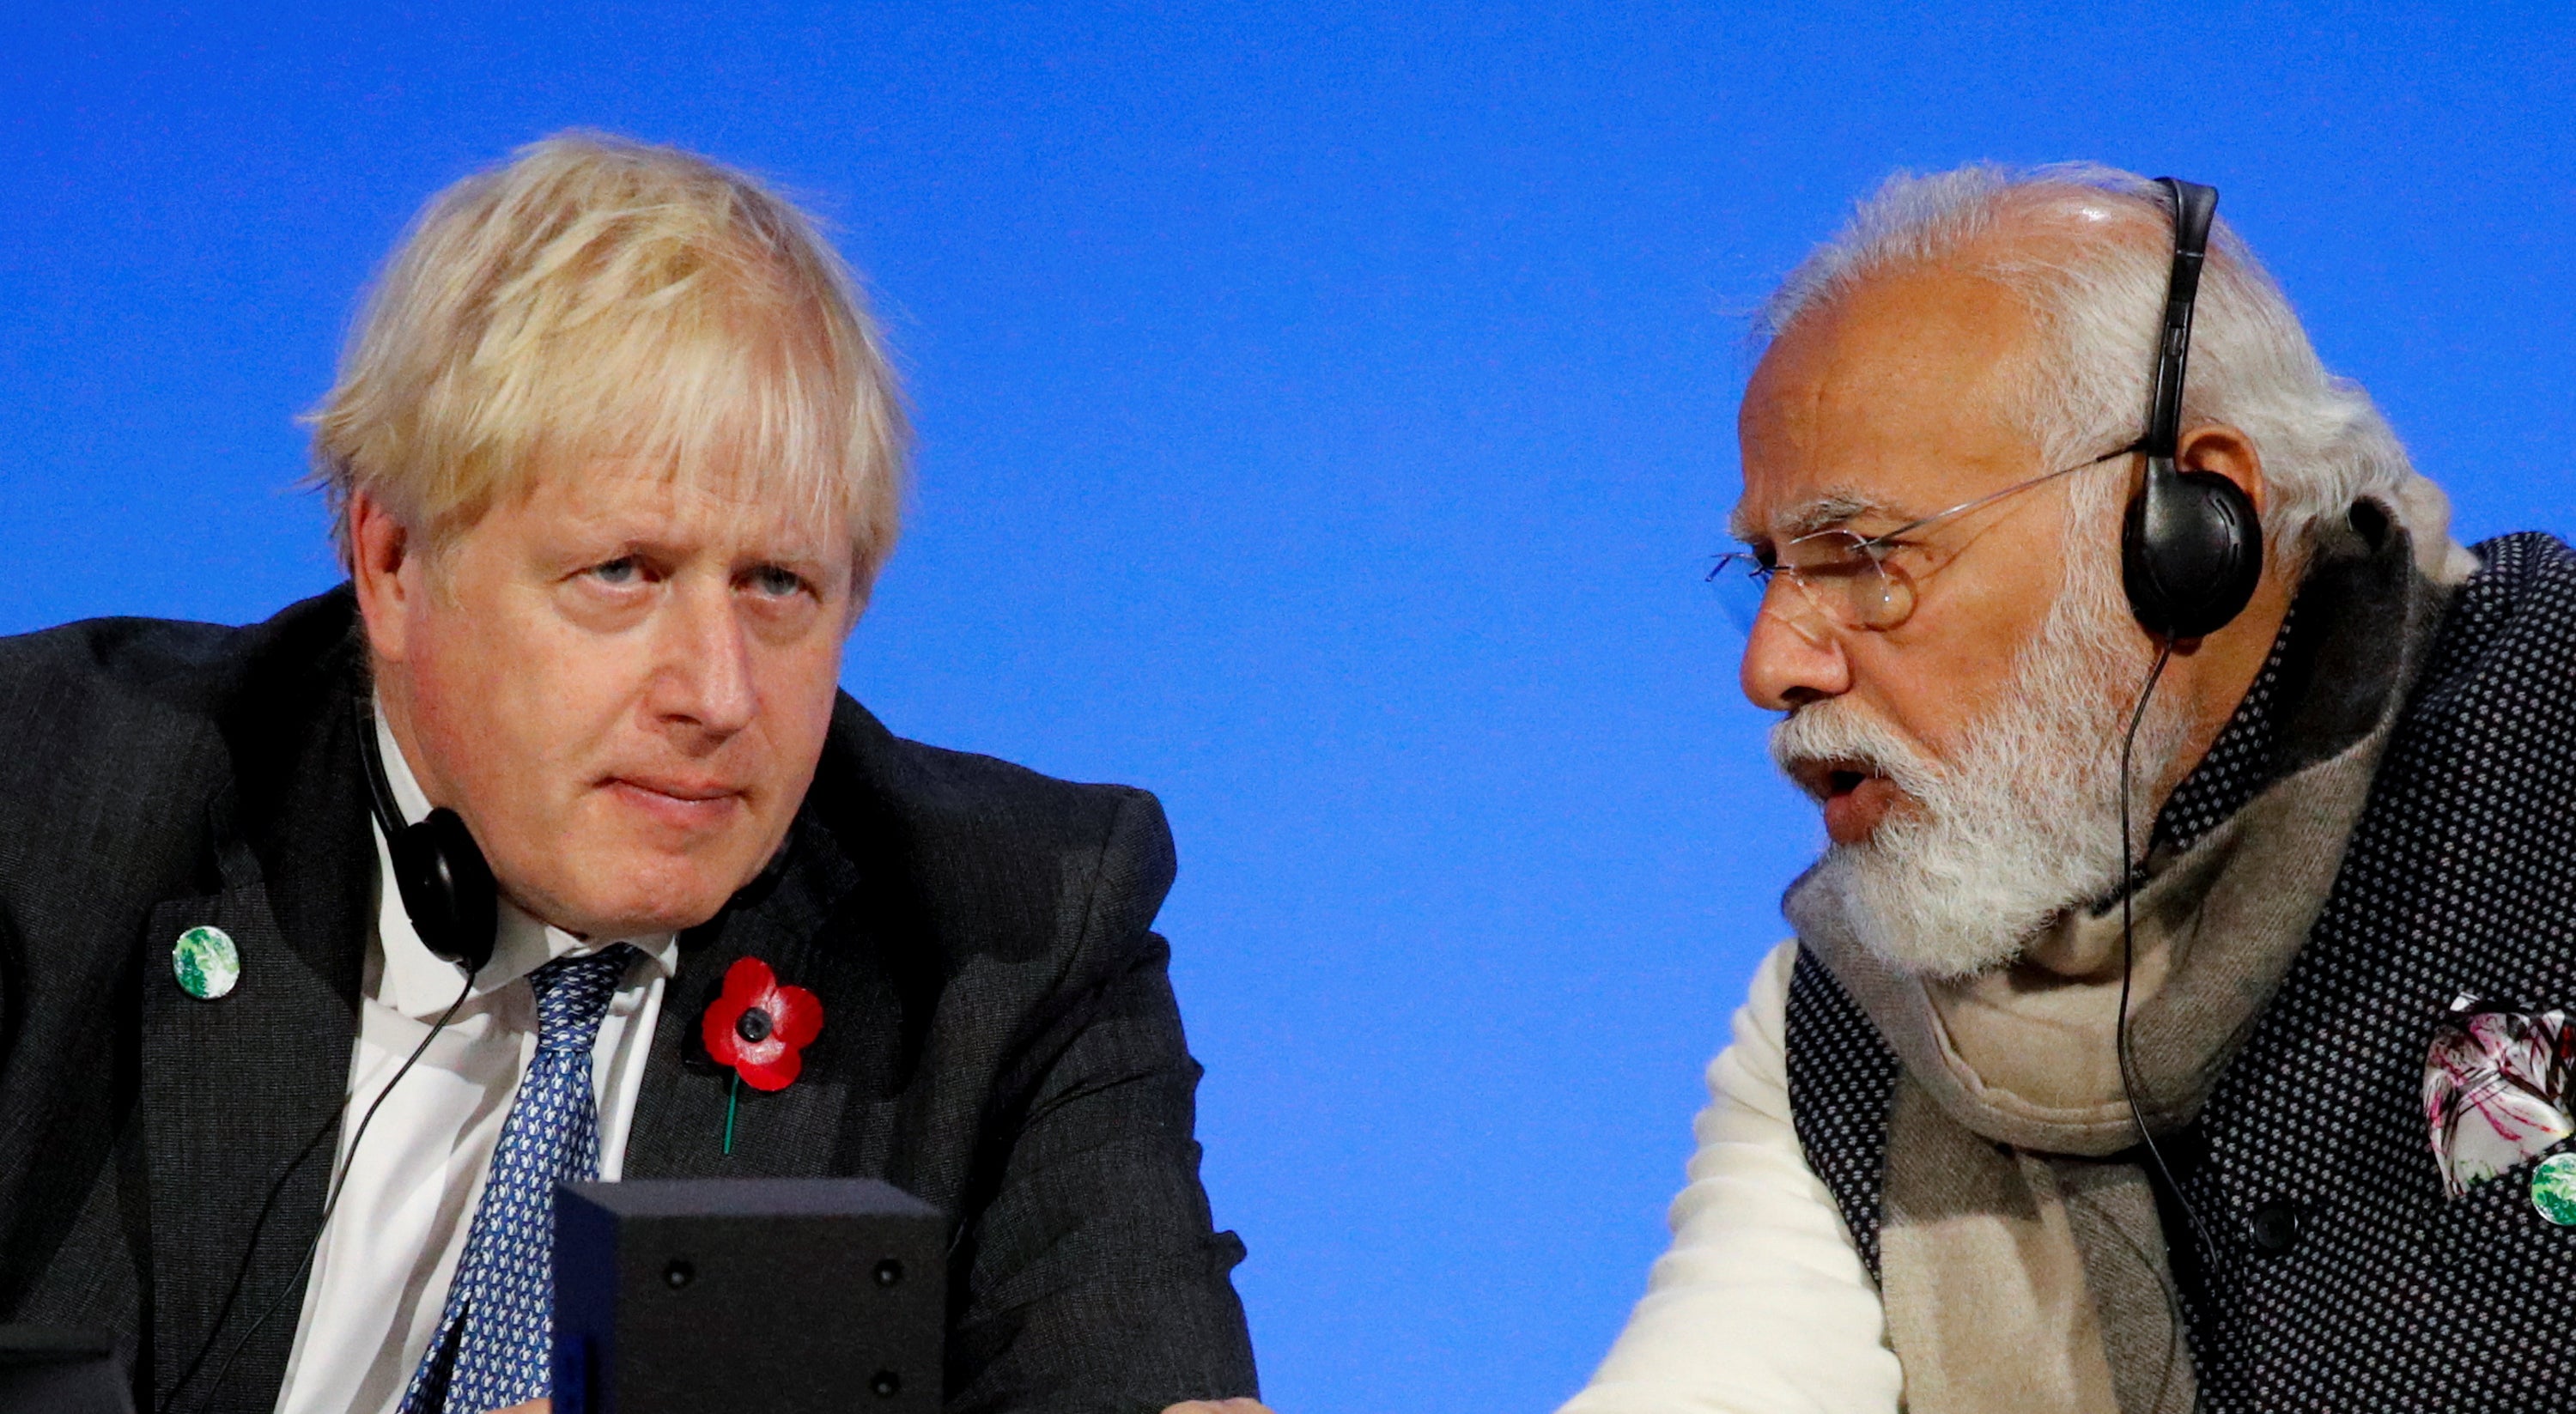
left=2249, top=1200, right=2302, bottom=1254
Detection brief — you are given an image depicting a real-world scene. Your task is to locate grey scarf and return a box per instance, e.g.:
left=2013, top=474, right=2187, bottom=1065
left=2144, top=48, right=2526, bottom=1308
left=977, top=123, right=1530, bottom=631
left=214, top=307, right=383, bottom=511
left=1790, top=508, right=2452, bottom=1414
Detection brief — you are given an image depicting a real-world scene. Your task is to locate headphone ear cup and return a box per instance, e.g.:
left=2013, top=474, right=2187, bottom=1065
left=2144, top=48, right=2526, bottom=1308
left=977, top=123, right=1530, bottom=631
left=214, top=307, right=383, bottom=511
left=2122, top=469, right=2263, bottom=641
left=386, top=808, right=499, bottom=973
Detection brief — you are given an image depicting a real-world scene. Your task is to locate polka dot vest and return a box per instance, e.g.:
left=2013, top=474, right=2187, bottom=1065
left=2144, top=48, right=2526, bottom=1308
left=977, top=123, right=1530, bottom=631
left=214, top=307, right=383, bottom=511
left=1787, top=531, right=2576, bottom=1410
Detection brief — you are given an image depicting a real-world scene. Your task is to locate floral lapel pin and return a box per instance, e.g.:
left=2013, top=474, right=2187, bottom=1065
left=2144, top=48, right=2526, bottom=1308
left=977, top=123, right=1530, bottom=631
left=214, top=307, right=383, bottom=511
left=701, top=956, right=823, bottom=1156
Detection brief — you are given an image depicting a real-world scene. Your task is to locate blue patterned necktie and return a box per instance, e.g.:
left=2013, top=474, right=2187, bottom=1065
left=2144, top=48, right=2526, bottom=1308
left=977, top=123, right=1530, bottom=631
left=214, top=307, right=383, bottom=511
left=401, top=944, right=638, bottom=1414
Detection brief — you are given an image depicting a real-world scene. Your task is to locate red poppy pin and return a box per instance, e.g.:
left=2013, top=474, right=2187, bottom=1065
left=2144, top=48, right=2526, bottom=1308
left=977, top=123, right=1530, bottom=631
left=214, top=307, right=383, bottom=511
left=701, top=956, right=823, bottom=1154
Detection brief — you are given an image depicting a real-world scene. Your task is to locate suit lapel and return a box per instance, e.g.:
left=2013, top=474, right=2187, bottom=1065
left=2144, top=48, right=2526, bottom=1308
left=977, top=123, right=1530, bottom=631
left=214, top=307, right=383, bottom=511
left=145, top=631, right=373, bottom=1414
left=122, top=598, right=921, bottom=1405
left=625, top=812, right=885, bottom=1181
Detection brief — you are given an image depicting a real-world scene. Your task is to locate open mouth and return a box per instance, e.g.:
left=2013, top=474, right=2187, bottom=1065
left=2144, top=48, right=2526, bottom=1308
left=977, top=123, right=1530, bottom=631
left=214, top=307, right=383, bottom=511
left=1786, top=756, right=1905, bottom=845
left=1788, top=756, right=1880, bottom=804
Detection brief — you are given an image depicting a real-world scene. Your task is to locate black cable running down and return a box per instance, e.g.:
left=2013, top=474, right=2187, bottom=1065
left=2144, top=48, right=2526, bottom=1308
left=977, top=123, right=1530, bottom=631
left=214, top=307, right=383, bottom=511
left=2117, top=642, right=2222, bottom=1264
left=167, top=971, right=477, bottom=1413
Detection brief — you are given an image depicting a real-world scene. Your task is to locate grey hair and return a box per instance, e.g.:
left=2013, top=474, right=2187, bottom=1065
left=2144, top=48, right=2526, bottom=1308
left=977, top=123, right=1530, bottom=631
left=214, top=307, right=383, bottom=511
left=1758, top=162, right=2473, bottom=583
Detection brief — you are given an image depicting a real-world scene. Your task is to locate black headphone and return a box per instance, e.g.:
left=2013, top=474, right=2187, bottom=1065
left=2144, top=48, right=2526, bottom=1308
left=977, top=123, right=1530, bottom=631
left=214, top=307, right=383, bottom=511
left=2108, top=181, right=2255, bottom=1341
left=355, top=698, right=500, bottom=974
left=2119, top=177, right=2263, bottom=642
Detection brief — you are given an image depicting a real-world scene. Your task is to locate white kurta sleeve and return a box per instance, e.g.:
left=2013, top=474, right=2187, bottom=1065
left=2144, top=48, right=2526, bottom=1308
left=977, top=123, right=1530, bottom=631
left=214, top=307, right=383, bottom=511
left=1556, top=939, right=1903, bottom=1414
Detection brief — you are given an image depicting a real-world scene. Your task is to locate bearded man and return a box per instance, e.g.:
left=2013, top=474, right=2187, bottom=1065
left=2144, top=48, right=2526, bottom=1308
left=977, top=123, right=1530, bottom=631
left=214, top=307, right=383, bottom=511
left=0, top=134, right=1257, bottom=1414
left=1560, top=163, right=2576, bottom=1413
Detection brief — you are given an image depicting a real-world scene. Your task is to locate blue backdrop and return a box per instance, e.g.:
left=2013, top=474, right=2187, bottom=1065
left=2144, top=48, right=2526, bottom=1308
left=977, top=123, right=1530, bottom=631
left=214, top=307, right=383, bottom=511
left=5, top=3, right=2571, bottom=1409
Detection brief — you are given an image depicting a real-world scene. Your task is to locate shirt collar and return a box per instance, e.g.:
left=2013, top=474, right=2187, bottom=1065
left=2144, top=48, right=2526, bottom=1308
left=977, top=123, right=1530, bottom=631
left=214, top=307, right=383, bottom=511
left=371, top=705, right=677, bottom=1019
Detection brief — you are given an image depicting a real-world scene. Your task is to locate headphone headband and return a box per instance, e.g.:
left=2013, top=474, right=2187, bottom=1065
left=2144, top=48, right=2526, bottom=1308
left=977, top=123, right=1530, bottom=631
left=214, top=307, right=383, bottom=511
left=2118, top=175, right=2261, bottom=643
left=2142, top=177, right=2218, bottom=463
left=354, top=696, right=406, bottom=838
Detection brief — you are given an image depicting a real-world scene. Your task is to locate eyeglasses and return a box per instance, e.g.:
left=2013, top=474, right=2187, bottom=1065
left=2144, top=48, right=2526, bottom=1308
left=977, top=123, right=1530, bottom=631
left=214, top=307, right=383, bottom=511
left=1708, top=442, right=2139, bottom=640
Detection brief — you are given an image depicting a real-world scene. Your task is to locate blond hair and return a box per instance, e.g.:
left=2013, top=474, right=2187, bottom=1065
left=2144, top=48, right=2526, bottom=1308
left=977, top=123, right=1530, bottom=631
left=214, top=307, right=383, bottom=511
left=308, top=131, right=908, bottom=596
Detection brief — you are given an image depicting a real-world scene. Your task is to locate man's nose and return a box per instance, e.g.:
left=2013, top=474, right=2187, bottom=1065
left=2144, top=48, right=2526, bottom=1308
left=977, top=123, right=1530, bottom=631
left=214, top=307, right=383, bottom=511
left=653, top=584, right=758, bottom=738
left=1739, top=591, right=1852, bottom=710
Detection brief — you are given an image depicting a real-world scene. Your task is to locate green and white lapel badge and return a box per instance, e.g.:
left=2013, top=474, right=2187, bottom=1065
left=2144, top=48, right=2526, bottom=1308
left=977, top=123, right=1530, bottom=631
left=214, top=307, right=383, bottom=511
left=172, top=925, right=240, bottom=1000
left=2532, top=1152, right=2576, bottom=1227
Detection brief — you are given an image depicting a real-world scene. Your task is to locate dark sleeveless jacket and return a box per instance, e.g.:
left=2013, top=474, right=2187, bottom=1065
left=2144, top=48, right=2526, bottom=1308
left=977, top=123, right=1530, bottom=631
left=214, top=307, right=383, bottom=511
left=1787, top=529, right=2576, bottom=1412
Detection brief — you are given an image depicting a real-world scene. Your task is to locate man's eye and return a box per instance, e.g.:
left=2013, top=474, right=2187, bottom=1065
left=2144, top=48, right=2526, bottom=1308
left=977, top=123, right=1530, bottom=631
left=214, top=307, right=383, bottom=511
left=747, top=566, right=805, bottom=598
left=590, top=556, right=641, bottom=586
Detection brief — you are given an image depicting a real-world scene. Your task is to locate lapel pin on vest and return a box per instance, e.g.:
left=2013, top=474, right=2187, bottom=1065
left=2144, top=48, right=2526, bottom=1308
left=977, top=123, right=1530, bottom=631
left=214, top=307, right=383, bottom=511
left=2531, top=1153, right=2576, bottom=1226
left=172, top=924, right=240, bottom=1000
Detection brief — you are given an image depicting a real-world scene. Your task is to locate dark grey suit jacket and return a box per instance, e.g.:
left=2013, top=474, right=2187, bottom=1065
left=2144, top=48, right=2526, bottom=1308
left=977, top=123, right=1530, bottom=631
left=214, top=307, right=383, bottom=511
left=0, top=586, right=1258, bottom=1413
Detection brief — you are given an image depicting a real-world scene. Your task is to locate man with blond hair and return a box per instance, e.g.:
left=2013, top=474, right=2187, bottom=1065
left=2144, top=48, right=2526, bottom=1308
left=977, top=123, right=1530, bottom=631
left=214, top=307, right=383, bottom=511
left=0, top=134, right=1258, bottom=1414
left=1563, top=163, right=2576, bottom=1412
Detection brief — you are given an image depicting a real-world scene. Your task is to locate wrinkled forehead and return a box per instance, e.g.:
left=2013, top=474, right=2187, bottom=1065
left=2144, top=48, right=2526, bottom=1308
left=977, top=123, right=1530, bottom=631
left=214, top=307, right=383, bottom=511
left=479, top=446, right=856, bottom=567
left=1732, top=260, right=2047, bottom=545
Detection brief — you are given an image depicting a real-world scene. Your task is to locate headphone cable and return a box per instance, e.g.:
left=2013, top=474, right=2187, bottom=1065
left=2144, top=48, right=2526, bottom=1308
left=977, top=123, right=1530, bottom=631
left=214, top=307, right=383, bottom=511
left=2116, top=642, right=2219, bottom=1260
left=166, top=970, right=477, bottom=1413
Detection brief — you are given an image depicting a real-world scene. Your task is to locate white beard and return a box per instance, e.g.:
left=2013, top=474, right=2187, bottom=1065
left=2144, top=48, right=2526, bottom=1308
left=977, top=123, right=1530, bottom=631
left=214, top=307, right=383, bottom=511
left=1773, top=565, right=2196, bottom=979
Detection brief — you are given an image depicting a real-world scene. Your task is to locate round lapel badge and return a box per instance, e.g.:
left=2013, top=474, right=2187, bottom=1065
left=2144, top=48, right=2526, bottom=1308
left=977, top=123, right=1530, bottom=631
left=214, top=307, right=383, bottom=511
left=172, top=925, right=240, bottom=1001
left=2530, top=1151, right=2576, bottom=1227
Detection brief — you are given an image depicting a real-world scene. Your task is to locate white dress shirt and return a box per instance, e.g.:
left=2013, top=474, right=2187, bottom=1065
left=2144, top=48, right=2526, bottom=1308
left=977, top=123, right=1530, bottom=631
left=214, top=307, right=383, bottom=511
left=268, top=714, right=679, bottom=1414
left=1558, top=940, right=1902, bottom=1414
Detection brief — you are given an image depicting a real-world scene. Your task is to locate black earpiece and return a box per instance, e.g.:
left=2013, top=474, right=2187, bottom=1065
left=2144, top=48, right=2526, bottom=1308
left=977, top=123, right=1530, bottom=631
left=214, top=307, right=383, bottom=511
left=354, top=698, right=499, bottom=974
left=2109, top=182, right=2250, bottom=1297
left=2120, top=177, right=2263, bottom=642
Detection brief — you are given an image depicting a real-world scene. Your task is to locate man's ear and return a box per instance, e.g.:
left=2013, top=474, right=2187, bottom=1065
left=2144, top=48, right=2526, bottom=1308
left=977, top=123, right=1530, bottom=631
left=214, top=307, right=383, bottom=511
left=2176, top=423, right=2265, bottom=514
left=349, top=490, right=419, bottom=665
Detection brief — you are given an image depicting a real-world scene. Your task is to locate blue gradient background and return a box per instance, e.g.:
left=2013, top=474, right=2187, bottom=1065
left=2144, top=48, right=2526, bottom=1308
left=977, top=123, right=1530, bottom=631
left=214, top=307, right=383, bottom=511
left=4, top=4, right=2571, bottom=1409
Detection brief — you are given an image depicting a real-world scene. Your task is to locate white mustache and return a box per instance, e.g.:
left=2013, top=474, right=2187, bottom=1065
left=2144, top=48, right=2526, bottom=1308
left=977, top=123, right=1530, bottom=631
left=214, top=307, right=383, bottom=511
left=1765, top=544, right=2189, bottom=977
left=1769, top=699, right=1939, bottom=804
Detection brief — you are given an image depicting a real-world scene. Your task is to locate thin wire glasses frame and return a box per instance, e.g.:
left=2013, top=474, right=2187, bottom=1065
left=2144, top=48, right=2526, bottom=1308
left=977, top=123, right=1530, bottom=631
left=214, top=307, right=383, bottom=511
left=1708, top=440, right=2142, bottom=638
